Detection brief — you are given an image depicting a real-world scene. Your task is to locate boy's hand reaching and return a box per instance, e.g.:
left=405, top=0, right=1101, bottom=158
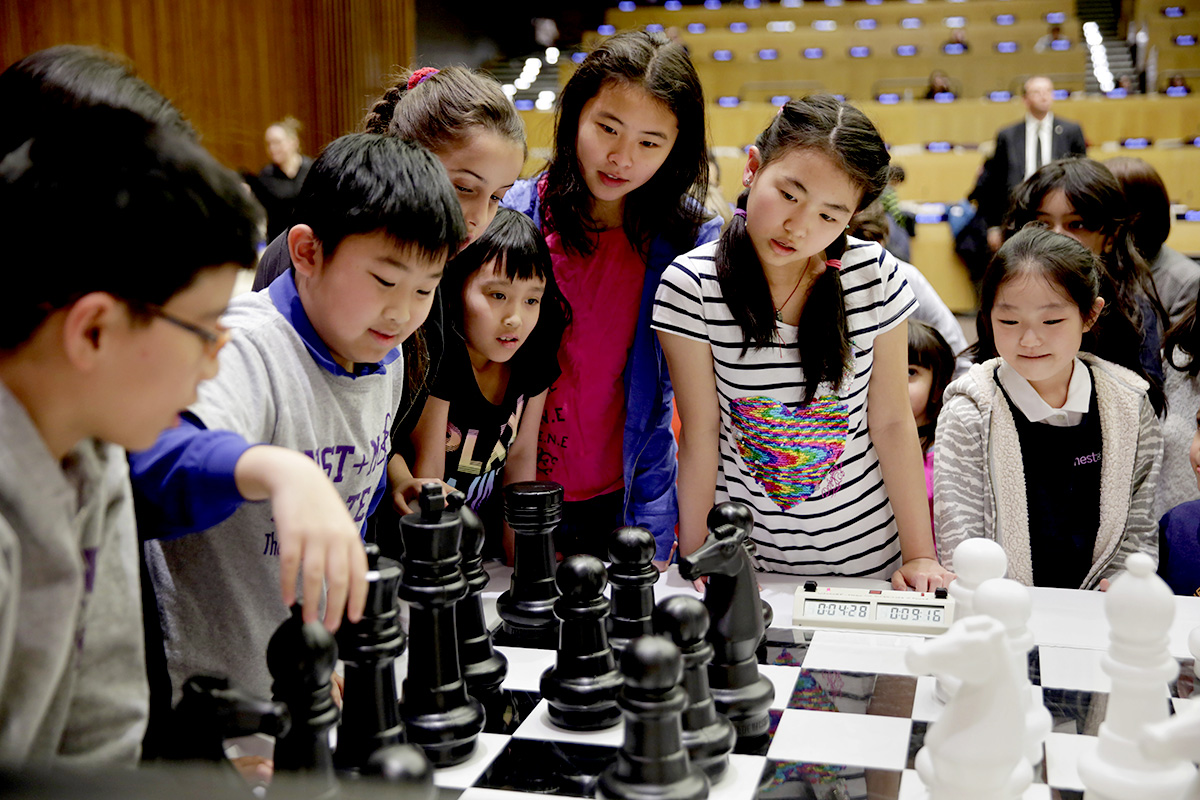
left=235, top=445, right=368, bottom=631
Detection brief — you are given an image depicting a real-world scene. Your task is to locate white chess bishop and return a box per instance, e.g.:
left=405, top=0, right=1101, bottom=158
left=1079, top=553, right=1196, bottom=800
left=974, top=577, right=1052, bottom=767
left=907, top=614, right=1032, bottom=800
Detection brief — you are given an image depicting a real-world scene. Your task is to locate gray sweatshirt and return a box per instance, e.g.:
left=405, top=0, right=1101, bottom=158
left=0, top=382, right=148, bottom=766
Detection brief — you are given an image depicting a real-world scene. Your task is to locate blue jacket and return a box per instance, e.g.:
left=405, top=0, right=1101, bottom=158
left=503, top=177, right=722, bottom=560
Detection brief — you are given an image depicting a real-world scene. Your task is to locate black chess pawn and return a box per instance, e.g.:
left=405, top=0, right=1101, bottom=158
left=607, top=526, right=659, bottom=655
left=267, top=604, right=339, bottom=798
left=398, top=485, right=485, bottom=767
left=540, top=555, right=623, bottom=731
left=453, top=495, right=508, bottom=708
left=334, top=542, right=405, bottom=772
left=597, top=636, right=710, bottom=800
left=495, top=481, right=563, bottom=648
left=654, top=596, right=736, bottom=783
left=677, top=502, right=775, bottom=749
left=337, top=744, right=435, bottom=800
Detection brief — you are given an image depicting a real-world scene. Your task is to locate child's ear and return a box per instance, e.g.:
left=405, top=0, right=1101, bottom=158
left=1083, top=296, right=1105, bottom=331
left=743, top=146, right=763, bottom=188
left=60, top=292, right=121, bottom=370
left=288, top=224, right=323, bottom=278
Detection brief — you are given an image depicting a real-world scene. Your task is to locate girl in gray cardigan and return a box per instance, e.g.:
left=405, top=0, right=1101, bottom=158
left=935, top=228, right=1161, bottom=589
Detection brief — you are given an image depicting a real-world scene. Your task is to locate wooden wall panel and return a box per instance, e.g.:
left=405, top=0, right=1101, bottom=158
left=1, top=0, right=416, bottom=174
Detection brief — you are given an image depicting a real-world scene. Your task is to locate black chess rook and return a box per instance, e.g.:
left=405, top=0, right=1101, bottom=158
left=398, top=485, right=485, bottom=767
left=654, top=596, right=736, bottom=783
left=540, top=554, right=623, bottom=731
left=267, top=604, right=340, bottom=799
left=607, top=526, right=659, bottom=655
left=677, top=502, right=775, bottom=749
left=597, top=636, right=710, bottom=800
left=334, top=542, right=405, bottom=773
left=495, top=481, right=563, bottom=648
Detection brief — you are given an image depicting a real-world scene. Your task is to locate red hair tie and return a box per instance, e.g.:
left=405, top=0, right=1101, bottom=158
left=826, top=259, right=842, bottom=270
left=407, top=67, right=439, bottom=90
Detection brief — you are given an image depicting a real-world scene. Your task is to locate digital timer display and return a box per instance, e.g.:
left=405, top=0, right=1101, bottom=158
left=804, top=600, right=870, bottom=619
left=878, top=603, right=945, bottom=624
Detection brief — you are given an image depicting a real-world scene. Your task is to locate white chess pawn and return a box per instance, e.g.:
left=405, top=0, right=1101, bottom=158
left=1079, top=553, right=1194, bottom=800
left=974, top=578, right=1052, bottom=767
left=907, top=615, right=1032, bottom=800
left=948, top=538, right=1008, bottom=619
left=936, top=538, right=1007, bottom=703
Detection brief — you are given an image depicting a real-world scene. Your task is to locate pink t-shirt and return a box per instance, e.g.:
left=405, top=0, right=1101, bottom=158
left=539, top=227, right=645, bottom=501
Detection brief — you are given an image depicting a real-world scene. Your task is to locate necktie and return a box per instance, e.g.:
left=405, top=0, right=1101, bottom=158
left=1034, top=123, right=1045, bottom=169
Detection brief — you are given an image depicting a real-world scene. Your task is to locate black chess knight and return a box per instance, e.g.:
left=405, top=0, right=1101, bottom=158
left=677, top=502, right=775, bottom=749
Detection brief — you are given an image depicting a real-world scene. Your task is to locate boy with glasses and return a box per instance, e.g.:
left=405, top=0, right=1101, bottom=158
left=0, top=106, right=261, bottom=765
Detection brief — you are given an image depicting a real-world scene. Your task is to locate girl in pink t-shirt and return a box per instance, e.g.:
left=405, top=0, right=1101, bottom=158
left=502, top=30, right=720, bottom=564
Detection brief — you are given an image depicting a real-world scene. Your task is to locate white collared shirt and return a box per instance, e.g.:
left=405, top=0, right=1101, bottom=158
left=1024, top=113, right=1053, bottom=178
left=998, top=357, right=1091, bottom=427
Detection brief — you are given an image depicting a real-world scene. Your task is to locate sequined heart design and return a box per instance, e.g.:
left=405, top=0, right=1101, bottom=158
left=729, top=395, right=849, bottom=510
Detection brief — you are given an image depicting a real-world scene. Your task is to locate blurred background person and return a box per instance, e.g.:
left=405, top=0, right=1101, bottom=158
left=247, top=116, right=312, bottom=242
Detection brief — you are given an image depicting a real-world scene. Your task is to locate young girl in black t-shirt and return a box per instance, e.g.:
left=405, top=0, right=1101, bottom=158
left=410, top=208, right=570, bottom=561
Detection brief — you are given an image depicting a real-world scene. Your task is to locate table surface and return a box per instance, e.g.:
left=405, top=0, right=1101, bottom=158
left=478, top=563, right=1200, bottom=660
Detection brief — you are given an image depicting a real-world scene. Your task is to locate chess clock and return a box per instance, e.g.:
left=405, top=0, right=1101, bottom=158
left=791, top=581, right=956, bottom=634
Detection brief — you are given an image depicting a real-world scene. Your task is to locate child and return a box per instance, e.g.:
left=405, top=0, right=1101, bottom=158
left=653, top=94, right=952, bottom=591
left=410, top=209, right=570, bottom=562
left=130, top=134, right=466, bottom=705
left=503, top=30, right=722, bottom=564
left=1157, top=288, right=1200, bottom=522
left=935, top=226, right=1161, bottom=590
left=0, top=98, right=260, bottom=763
left=1157, top=399, right=1200, bottom=596
left=1004, top=158, right=1166, bottom=413
left=251, top=65, right=527, bottom=524
left=907, top=321, right=956, bottom=530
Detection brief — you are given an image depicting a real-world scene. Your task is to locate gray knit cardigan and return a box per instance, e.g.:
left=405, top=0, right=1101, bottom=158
left=933, top=353, right=1161, bottom=589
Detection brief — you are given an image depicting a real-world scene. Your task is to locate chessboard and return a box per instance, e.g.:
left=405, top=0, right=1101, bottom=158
left=406, top=566, right=1200, bottom=800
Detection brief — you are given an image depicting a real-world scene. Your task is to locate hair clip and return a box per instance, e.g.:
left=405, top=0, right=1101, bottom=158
left=733, top=208, right=747, bottom=218
left=407, top=67, right=440, bottom=90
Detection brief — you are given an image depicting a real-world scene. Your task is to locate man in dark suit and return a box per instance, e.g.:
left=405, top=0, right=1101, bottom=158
left=970, top=76, right=1088, bottom=250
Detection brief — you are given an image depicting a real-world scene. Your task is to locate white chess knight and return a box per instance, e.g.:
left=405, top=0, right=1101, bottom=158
left=936, top=538, right=1008, bottom=703
left=907, top=615, right=1032, bottom=800
left=974, top=578, right=1052, bottom=767
left=1079, top=553, right=1195, bottom=800
left=1137, top=626, right=1200, bottom=800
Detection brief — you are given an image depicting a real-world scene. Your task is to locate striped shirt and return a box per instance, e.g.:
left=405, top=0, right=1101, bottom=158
left=652, top=238, right=916, bottom=579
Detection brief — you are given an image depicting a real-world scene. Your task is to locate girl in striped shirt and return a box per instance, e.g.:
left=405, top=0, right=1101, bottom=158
left=652, top=96, right=953, bottom=590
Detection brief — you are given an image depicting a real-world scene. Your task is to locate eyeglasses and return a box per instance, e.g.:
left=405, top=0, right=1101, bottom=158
left=143, top=304, right=229, bottom=353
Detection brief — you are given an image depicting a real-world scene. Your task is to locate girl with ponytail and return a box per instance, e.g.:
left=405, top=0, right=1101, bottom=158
left=653, top=95, right=953, bottom=590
